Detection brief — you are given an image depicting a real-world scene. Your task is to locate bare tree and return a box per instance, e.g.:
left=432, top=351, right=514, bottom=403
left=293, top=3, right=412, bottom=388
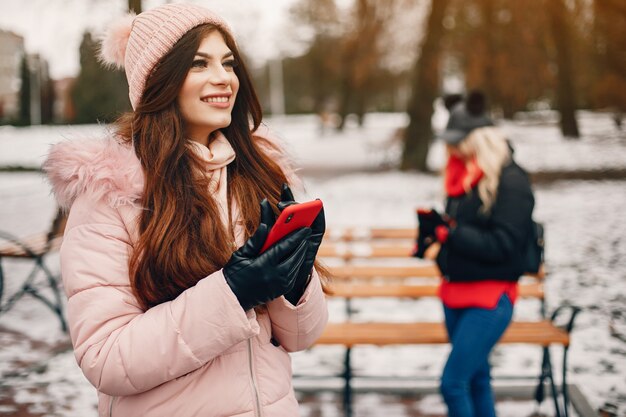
left=548, top=0, right=580, bottom=138
left=454, top=0, right=555, bottom=118
left=288, top=0, right=341, bottom=114
left=336, top=0, right=398, bottom=130
left=477, top=0, right=496, bottom=104
left=591, top=0, right=626, bottom=128
left=401, top=0, right=451, bottom=171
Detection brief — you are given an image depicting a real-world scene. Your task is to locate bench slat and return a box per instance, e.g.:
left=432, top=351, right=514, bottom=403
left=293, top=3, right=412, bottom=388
left=327, top=264, right=545, bottom=281
left=328, top=282, right=544, bottom=299
left=317, top=321, right=569, bottom=347
left=319, top=243, right=414, bottom=258
left=329, top=265, right=442, bottom=279
left=326, top=228, right=416, bottom=241
left=321, top=244, right=546, bottom=279
left=369, top=228, right=416, bottom=240
left=0, top=234, right=62, bottom=258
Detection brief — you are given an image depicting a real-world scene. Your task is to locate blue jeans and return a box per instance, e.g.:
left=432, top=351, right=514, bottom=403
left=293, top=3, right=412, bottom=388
left=440, top=295, right=513, bottom=417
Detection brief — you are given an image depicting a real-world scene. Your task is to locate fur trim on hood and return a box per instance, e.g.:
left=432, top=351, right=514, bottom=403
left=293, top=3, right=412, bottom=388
left=43, top=125, right=301, bottom=211
left=43, top=136, right=144, bottom=210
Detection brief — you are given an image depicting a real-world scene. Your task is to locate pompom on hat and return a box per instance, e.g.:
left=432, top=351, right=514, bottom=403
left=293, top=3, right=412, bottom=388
left=439, top=91, right=494, bottom=145
left=99, top=3, right=233, bottom=110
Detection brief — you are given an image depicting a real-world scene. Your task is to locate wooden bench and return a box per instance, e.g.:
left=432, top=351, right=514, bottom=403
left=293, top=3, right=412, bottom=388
left=327, top=265, right=545, bottom=311
left=306, top=227, right=580, bottom=417
left=0, top=208, right=67, bottom=331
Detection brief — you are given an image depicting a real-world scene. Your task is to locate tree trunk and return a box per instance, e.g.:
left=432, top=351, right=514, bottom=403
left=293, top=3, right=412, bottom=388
left=40, top=75, right=55, bottom=124
left=548, top=0, right=580, bottom=138
left=355, top=88, right=366, bottom=127
left=335, top=72, right=353, bottom=131
left=336, top=0, right=364, bottom=131
left=128, top=0, right=142, bottom=14
left=401, top=0, right=451, bottom=171
left=502, top=103, right=516, bottom=120
left=18, top=56, right=31, bottom=125
left=479, top=0, right=496, bottom=106
left=336, top=0, right=394, bottom=131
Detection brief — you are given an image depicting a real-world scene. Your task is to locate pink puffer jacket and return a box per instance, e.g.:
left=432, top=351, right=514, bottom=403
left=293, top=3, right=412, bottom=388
left=43, top=128, right=328, bottom=417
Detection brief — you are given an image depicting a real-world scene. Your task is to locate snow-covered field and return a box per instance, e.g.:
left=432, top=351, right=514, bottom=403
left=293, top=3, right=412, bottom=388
left=0, top=112, right=624, bottom=416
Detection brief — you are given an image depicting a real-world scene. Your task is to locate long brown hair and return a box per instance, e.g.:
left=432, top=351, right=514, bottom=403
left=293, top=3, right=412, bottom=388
left=115, top=24, right=326, bottom=310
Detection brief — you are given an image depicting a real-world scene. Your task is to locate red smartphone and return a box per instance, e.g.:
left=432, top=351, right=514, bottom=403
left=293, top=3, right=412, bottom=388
left=260, top=199, right=323, bottom=253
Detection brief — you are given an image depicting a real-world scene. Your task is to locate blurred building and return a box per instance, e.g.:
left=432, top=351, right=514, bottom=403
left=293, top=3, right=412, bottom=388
left=0, top=29, right=25, bottom=121
left=53, top=77, right=76, bottom=123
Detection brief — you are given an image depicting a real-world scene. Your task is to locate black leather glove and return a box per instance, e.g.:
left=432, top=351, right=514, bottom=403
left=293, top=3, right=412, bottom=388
left=277, top=184, right=325, bottom=305
left=414, top=208, right=449, bottom=258
left=224, top=199, right=312, bottom=311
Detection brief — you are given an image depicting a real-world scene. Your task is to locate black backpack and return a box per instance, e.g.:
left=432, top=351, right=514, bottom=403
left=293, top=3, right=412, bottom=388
left=524, top=221, right=544, bottom=274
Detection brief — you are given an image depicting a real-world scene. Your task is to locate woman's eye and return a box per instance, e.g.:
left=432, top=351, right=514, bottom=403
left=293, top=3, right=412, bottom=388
left=191, top=59, right=207, bottom=68
left=223, top=59, right=238, bottom=70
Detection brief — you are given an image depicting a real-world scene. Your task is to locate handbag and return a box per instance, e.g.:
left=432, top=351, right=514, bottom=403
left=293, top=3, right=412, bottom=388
left=523, top=221, right=544, bottom=273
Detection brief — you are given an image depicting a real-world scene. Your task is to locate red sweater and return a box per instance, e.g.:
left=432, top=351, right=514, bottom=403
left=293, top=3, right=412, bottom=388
left=439, top=155, right=518, bottom=309
left=439, top=280, right=518, bottom=309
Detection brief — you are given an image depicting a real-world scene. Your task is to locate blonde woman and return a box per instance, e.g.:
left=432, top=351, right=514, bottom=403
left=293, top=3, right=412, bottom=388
left=418, top=92, right=535, bottom=417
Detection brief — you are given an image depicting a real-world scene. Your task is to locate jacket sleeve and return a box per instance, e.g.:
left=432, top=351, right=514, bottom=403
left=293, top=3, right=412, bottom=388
left=265, top=269, right=328, bottom=352
left=446, top=167, right=534, bottom=263
left=61, top=196, right=260, bottom=397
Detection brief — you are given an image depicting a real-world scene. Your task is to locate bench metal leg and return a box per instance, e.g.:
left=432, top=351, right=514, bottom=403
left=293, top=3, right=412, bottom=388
left=24, top=286, right=68, bottom=332
left=0, top=256, right=67, bottom=332
left=343, top=347, right=353, bottom=417
left=549, top=348, right=563, bottom=417
left=36, top=257, right=67, bottom=332
left=0, top=260, right=42, bottom=312
left=558, top=306, right=581, bottom=417
left=534, top=306, right=581, bottom=417
left=562, top=345, right=572, bottom=417
left=534, top=346, right=562, bottom=417
left=342, top=297, right=354, bottom=416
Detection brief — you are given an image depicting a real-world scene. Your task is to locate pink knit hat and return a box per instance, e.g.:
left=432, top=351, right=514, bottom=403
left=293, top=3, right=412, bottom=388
left=99, top=3, right=233, bottom=110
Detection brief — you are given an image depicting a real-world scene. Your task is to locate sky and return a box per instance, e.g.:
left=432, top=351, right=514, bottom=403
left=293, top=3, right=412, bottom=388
left=0, top=0, right=299, bottom=80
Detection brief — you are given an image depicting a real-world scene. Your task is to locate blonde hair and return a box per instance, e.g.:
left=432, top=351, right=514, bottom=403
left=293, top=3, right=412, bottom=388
left=455, top=127, right=511, bottom=212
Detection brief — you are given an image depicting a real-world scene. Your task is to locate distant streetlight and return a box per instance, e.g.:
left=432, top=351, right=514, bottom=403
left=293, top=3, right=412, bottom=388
left=28, top=55, right=41, bottom=125
left=269, top=58, right=285, bottom=116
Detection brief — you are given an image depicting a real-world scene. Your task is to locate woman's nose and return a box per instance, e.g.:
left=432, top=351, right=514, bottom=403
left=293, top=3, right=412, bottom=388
left=208, top=64, right=230, bottom=86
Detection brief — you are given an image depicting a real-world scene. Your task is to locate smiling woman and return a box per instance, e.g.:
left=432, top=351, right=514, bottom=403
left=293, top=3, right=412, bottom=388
left=178, top=31, right=240, bottom=144
left=41, top=3, right=328, bottom=417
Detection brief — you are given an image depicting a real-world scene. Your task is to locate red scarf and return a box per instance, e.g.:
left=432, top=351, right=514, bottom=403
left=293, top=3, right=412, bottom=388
left=445, top=155, right=484, bottom=197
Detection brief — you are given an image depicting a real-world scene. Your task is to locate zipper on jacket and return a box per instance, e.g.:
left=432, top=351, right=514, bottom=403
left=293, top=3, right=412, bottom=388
left=247, top=339, right=263, bottom=417
left=109, top=396, right=116, bottom=417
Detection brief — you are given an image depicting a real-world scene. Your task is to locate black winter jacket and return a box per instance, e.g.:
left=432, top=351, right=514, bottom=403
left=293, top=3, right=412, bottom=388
left=436, top=160, right=535, bottom=282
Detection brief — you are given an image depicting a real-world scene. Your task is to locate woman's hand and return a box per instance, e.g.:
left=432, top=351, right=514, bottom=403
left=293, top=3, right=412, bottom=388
left=414, top=208, right=449, bottom=258
left=223, top=199, right=311, bottom=311
left=424, top=242, right=441, bottom=260
left=278, top=184, right=325, bottom=305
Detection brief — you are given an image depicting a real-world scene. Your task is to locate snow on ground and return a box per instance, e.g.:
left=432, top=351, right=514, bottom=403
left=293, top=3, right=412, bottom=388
left=0, top=112, right=624, bottom=416
left=1, top=109, right=625, bottom=174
